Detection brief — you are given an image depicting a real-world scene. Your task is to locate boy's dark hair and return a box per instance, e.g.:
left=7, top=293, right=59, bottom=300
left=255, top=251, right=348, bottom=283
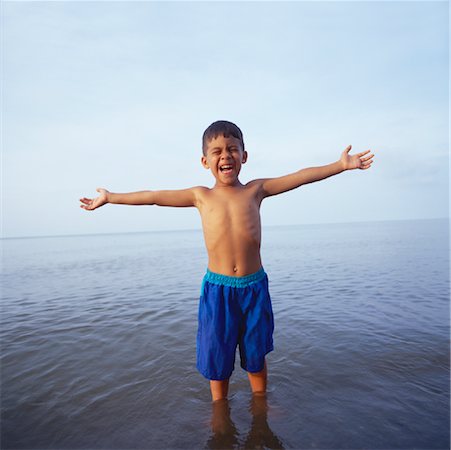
left=202, top=120, right=245, bottom=156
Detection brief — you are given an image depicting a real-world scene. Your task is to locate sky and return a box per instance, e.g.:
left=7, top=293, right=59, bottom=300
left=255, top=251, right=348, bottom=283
left=2, top=0, right=449, bottom=238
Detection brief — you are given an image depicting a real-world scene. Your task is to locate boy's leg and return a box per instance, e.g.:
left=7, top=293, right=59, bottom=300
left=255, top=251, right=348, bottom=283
left=210, top=378, right=230, bottom=402
left=247, top=359, right=267, bottom=395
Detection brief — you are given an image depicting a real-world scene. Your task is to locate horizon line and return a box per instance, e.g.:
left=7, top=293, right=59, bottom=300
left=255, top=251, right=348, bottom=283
left=1, top=216, right=448, bottom=241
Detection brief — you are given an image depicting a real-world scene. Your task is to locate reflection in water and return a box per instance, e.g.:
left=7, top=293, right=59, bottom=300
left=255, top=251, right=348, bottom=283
left=207, top=398, right=240, bottom=449
left=206, top=394, right=284, bottom=450
left=243, top=393, right=285, bottom=449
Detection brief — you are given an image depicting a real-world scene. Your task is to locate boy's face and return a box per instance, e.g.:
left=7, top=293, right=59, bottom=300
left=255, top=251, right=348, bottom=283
left=201, top=134, right=248, bottom=187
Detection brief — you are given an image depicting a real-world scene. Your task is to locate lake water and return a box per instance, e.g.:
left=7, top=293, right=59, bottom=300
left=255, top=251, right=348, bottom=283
left=1, top=218, right=449, bottom=449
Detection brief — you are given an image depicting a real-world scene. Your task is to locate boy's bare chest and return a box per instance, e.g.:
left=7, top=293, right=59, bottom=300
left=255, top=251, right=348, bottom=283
left=198, top=190, right=261, bottom=225
left=196, top=186, right=264, bottom=273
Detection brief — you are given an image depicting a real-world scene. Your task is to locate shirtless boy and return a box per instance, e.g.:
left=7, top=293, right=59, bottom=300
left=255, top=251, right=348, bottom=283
left=79, top=120, right=374, bottom=402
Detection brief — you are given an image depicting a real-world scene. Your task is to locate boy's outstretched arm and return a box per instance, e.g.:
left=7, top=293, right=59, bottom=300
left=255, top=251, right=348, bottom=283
left=79, top=186, right=203, bottom=211
left=258, top=145, right=374, bottom=198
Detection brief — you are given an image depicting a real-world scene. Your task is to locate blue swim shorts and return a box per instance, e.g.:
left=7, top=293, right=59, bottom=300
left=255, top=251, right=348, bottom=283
left=196, top=267, right=275, bottom=381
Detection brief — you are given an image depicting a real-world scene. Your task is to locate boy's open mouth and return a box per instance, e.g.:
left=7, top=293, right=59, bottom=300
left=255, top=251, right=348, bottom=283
left=220, top=164, right=233, bottom=174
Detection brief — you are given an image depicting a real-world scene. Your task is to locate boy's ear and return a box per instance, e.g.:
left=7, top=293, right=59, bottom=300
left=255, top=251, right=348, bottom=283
left=242, top=150, right=248, bottom=164
left=201, top=155, right=209, bottom=169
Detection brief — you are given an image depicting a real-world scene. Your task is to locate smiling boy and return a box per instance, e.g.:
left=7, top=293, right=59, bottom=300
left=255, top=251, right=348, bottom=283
left=80, top=120, right=374, bottom=402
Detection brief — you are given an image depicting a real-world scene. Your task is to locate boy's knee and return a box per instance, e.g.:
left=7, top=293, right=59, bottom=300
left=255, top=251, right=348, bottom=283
left=210, top=378, right=230, bottom=401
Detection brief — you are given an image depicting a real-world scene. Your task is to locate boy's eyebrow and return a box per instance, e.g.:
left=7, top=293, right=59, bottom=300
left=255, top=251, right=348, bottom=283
left=209, top=145, right=239, bottom=151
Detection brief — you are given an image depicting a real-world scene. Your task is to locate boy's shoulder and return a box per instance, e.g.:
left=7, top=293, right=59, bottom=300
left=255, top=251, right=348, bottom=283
left=189, top=185, right=210, bottom=198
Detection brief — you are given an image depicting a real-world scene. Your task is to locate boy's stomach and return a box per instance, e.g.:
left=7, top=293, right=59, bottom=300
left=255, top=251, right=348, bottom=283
left=205, top=242, right=263, bottom=277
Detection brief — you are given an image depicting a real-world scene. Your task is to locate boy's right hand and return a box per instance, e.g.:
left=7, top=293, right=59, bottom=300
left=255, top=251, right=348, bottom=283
left=79, top=188, right=110, bottom=211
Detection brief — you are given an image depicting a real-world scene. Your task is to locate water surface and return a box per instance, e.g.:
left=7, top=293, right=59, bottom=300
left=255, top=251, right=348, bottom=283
left=1, top=219, right=449, bottom=449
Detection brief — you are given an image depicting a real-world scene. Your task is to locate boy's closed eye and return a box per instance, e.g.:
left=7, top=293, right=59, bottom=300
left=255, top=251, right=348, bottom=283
left=210, top=147, right=239, bottom=155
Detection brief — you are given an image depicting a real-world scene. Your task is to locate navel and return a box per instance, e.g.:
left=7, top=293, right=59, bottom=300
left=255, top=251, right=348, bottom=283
left=233, top=266, right=237, bottom=273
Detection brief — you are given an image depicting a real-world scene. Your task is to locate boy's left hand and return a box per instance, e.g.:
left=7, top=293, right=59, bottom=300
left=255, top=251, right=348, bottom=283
left=340, top=145, right=374, bottom=170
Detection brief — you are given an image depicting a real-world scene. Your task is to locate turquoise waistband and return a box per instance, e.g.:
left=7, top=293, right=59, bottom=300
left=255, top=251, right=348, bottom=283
left=203, top=267, right=266, bottom=289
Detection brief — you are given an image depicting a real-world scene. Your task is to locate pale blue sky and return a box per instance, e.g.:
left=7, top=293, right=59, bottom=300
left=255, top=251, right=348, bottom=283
left=2, top=1, right=449, bottom=238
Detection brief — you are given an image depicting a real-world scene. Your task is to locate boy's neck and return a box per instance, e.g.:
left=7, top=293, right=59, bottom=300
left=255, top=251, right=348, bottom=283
left=214, top=178, right=244, bottom=189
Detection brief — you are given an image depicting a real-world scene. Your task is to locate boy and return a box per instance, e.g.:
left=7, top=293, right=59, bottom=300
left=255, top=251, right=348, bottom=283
left=79, top=120, right=374, bottom=402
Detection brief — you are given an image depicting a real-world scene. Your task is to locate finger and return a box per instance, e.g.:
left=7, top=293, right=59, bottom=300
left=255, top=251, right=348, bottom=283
left=358, top=150, right=371, bottom=157
left=344, top=145, right=352, bottom=153
left=361, top=154, right=374, bottom=162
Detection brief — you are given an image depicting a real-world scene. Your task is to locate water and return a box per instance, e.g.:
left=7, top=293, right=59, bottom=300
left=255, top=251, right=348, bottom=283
left=1, top=219, right=449, bottom=449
